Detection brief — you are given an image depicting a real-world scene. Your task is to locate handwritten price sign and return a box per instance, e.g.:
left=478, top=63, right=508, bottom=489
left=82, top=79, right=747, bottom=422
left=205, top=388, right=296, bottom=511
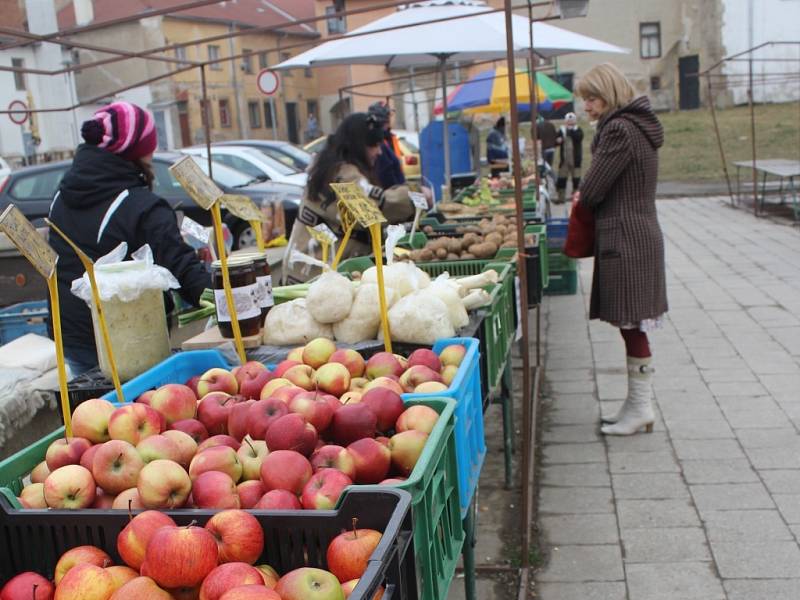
left=222, top=194, right=264, bottom=222
left=169, top=156, right=224, bottom=210
left=330, top=182, right=387, bottom=228
left=0, top=205, right=57, bottom=278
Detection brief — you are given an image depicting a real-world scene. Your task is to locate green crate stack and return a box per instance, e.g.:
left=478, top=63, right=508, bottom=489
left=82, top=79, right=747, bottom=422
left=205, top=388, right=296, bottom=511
left=544, top=249, right=578, bottom=295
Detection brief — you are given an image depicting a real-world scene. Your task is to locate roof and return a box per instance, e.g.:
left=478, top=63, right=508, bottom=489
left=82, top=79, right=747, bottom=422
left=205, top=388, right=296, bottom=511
left=57, top=0, right=318, bottom=37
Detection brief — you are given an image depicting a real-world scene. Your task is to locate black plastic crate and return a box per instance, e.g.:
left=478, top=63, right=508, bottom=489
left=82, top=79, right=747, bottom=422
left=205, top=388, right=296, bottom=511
left=55, top=368, right=114, bottom=421
left=0, top=487, right=416, bottom=600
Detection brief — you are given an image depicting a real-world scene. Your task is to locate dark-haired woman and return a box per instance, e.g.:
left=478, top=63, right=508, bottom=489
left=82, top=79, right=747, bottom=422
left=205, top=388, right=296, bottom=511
left=285, top=112, right=427, bottom=282
left=49, top=101, right=210, bottom=375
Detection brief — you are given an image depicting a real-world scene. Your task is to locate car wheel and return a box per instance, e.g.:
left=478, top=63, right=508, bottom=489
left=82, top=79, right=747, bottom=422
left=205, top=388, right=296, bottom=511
left=233, top=221, right=257, bottom=250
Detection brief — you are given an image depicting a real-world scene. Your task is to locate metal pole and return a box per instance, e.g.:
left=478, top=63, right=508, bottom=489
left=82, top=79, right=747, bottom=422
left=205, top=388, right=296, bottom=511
left=270, top=97, right=277, bottom=139
left=706, top=73, right=735, bottom=206
left=409, top=66, right=420, bottom=133
left=528, top=0, right=543, bottom=238
left=504, top=0, right=533, bottom=576
left=748, top=52, right=758, bottom=216
left=200, top=65, right=213, bottom=178
left=440, top=55, right=452, bottom=199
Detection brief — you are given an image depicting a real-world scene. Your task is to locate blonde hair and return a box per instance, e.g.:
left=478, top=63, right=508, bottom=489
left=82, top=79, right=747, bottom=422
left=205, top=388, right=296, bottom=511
left=575, top=63, right=635, bottom=113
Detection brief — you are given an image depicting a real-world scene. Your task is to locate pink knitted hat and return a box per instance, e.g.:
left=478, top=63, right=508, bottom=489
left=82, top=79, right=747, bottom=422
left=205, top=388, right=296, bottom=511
left=80, top=101, right=157, bottom=160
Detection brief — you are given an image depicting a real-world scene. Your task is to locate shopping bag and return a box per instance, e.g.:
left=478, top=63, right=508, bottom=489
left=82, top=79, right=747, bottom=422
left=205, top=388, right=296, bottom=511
left=564, top=194, right=595, bottom=258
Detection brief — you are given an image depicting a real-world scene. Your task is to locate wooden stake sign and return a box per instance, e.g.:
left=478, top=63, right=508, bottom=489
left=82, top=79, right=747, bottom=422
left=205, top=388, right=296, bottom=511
left=222, top=194, right=266, bottom=251
left=169, top=156, right=246, bottom=363
left=306, top=223, right=338, bottom=265
left=0, top=206, right=74, bottom=435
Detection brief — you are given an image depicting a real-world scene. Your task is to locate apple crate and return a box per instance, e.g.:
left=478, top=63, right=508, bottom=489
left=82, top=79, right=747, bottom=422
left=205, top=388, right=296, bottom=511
left=0, top=487, right=416, bottom=600
left=402, top=339, right=485, bottom=521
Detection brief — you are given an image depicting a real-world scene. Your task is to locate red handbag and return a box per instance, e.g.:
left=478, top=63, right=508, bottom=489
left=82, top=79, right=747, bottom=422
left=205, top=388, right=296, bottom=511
left=564, top=194, right=595, bottom=258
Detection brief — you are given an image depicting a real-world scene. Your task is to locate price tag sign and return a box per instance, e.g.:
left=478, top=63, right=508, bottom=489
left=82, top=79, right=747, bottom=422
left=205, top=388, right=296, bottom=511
left=0, top=205, right=57, bottom=278
left=330, top=182, right=387, bottom=228
left=181, top=216, right=211, bottom=244
left=222, top=194, right=264, bottom=222
left=307, top=223, right=337, bottom=245
left=408, top=191, right=428, bottom=211
left=169, top=155, right=224, bottom=210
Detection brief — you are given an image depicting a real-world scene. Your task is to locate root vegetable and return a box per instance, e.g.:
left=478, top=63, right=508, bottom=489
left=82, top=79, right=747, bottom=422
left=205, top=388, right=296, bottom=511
left=305, top=271, right=354, bottom=324
left=333, top=284, right=400, bottom=343
left=463, top=289, right=492, bottom=309
left=388, top=292, right=455, bottom=344
left=262, top=299, right=333, bottom=345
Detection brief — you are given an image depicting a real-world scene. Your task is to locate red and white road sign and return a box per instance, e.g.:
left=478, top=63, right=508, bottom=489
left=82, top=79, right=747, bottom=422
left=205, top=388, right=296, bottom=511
left=257, top=69, right=280, bottom=96
left=7, top=100, right=28, bottom=125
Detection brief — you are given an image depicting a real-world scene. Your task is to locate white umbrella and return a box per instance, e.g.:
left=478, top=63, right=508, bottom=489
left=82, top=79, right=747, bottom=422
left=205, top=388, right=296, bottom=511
left=276, top=0, right=626, bottom=189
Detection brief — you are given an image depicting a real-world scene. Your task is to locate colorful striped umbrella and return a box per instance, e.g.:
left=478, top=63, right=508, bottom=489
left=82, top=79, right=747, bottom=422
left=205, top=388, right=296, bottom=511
left=434, top=66, right=573, bottom=115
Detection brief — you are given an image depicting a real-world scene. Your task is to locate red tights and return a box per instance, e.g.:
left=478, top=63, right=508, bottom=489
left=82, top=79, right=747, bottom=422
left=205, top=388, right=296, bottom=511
left=620, top=328, right=651, bottom=358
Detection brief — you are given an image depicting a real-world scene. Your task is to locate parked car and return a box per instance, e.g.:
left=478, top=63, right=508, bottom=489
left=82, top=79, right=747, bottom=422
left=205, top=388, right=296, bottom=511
left=181, top=145, right=308, bottom=187
left=304, top=132, right=421, bottom=180
left=0, top=157, right=11, bottom=178
left=215, top=139, right=313, bottom=172
left=0, top=153, right=303, bottom=250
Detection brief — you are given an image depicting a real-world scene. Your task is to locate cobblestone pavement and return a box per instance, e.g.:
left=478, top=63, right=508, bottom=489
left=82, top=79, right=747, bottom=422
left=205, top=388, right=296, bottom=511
left=536, top=197, right=800, bottom=600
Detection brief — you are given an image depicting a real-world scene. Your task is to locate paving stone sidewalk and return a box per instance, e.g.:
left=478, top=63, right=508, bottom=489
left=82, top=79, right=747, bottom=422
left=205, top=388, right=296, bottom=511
left=536, top=197, right=800, bottom=600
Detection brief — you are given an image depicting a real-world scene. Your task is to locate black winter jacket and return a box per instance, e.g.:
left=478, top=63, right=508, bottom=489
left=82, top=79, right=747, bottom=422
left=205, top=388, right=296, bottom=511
left=49, top=145, right=210, bottom=356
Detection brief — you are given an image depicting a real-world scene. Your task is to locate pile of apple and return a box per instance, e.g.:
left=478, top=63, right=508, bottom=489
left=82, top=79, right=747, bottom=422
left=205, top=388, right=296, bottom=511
left=1, top=507, right=385, bottom=599
left=16, top=339, right=466, bottom=512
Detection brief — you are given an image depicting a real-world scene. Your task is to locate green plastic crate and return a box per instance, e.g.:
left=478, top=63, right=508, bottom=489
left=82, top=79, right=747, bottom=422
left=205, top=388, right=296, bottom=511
left=0, top=428, right=62, bottom=503
left=526, top=224, right=549, bottom=288
left=479, top=263, right=516, bottom=393
left=544, top=249, right=578, bottom=296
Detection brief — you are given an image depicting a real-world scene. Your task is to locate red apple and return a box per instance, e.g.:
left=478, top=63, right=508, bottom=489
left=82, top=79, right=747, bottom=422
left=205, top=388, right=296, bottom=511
left=407, top=348, right=442, bottom=372
left=205, top=509, right=264, bottom=564
left=237, top=437, right=269, bottom=481
left=30, top=460, right=50, bottom=484
left=314, top=362, right=351, bottom=397
left=301, top=337, right=337, bottom=369
left=275, top=568, right=343, bottom=600
left=259, top=378, right=292, bottom=400
left=265, top=413, right=317, bottom=456
left=268, top=385, right=306, bottom=405
left=326, top=523, right=382, bottom=583
left=237, top=480, right=265, bottom=509
left=288, top=392, right=335, bottom=433
left=254, top=489, right=302, bottom=510
left=365, top=352, right=404, bottom=380
left=341, top=579, right=384, bottom=599
left=44, top=464, right=95, bottom=509
left=441, top=365, right=458, bottom=386
left=347, top=438, right=390, bottom=484
left=137, top=459, right=192, bottom=509
left=396, top=405, right=439, bottom=434
left=310, top=445, right=357, bottom=479
left=197, top=368, right=239, bottom=397
left=71, top=398, right=116, bottom=444
left=192, top=471, right=240, bottom=509
left=92, top=439, right=145, bottom=495
left=255, top=565, right=278, bottom=589
left=143, top=525, right=219, bottom=589
left=329, top=349, right=366, bottom=378
left=117, top=509, right=177, bottom=570
left=77, top=444, right=99, bottom=473
left=300, top=468, right=352, bottom=510
left=349, top=377, right=368, bottom=391
left=109, top=576, right=173, bottom=599
left=54, top=545, right=112, bottom=585
left=108, top=403, right=163, bottom=445
left=339, top=391, right=362, bottom=405
left=282, top=365, right=315, bottom=391
left=45, top=437, right=91, bottom=471
left=136, top=434, right=182, bottom=464
left=363, top=377, right=404, bottom=396
left=273, top=360, right=301, bottom=379
left=247, top=399, right=288, bottom=440
left=197, top=392, right=236, bottom=435
left=361, top=388, right=404, bottom=433
left=236, top=361, right=272, bottom=400
left=150, top=384, right=197, bottom=425
left=259, top=450, right=312, bottom=494
left=198, top=434, right=241, bottom=452
left=135, top=390, right=156, bottom=405
left=331, top=404, right=377, bottom=446
left=106, top=565, right=138, bottom=591
left=439, top=344, right=466, bottom=367
left=90, top=490, right=114, bottom=510
left=161, top=429, right=198, bottom=468
left=228, top=400, right=256, bottom=441
left=286, top=347, right=304, bottom=362
left=18, top=482, right=47, bottom=508
left=220, top=586, right=281, bottom=600
left=170, top=418, right=209, bottom=443
left=111, top=487, right=144, bottom=510
left=199, top=563, right=264, bottom=600
left=0, top=572, right=54, bottom=599
left=54, top=563, right=114, bottom=600
left=189, top=445, right=243, bottom=482
left=398, top=365, right=442, bottom=393
left=414, top=381, right=449, bottom=393
left=389, top=430, right=428, bottom=476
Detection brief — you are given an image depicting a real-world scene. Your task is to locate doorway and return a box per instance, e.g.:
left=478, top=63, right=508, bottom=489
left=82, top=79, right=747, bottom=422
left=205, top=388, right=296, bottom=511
left=177, top=101, right=191, bottom=147
left=679, top=55, right=700, bottom=110
left=285, top=102, right=299, bottom=143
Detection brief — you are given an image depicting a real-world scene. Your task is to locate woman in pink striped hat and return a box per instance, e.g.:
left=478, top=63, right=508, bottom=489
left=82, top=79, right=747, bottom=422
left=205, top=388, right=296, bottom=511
left=49, top=101, right=210, bottom=376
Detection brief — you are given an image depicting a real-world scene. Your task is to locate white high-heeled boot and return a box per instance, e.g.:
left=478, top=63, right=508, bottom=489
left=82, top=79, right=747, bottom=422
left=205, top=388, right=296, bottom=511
left=601, top=357, right=649, bottom=424
left=601, top=357, right=655, bottom=435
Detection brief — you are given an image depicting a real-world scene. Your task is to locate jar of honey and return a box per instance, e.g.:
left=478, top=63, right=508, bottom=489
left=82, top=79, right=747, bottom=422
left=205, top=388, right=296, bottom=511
left=211, top=257, right=261, bottom=338
left=231, top=250, right=274, bottom=324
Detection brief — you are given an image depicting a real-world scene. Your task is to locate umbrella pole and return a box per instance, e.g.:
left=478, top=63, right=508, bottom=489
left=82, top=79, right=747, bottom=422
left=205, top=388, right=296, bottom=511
left=440, top=55, right=452, bottom=199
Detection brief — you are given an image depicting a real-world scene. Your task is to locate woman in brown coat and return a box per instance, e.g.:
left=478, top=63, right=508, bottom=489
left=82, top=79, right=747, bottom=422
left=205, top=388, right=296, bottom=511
left=575, top=63, right=668, bottom=436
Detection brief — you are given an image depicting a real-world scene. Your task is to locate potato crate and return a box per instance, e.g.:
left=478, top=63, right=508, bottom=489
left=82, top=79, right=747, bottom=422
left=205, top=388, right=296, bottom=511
left=0, top=487, right=416, bottom=600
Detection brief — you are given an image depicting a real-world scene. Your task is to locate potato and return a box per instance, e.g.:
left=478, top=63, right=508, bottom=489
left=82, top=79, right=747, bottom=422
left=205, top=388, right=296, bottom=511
left=447, top=239, right=462, bottom=254
left=501, top=240, right=517, bottom=249
left=446, top=253, right=460, bottom=260
left=423, top=225, right=434, bottom=234
left=436, top=247, right=448, bottom=259
left=468, top=242, right=494, bottom=259
left=485, top=232, right=503, bottom=247
left=420, top=248, right=434, bottom=261
left=461, top=253, right=475, bottom=259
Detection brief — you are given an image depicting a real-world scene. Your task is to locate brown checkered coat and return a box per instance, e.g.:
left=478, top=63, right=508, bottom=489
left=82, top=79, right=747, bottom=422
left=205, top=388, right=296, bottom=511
left=578, top=96, right=668, bottom=325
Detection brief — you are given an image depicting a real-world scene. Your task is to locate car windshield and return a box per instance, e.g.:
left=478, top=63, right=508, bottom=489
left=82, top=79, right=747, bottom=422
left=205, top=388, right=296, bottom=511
left=189, top=156, right=253, bottom=187
left=241, top=148, right=298, bottom=176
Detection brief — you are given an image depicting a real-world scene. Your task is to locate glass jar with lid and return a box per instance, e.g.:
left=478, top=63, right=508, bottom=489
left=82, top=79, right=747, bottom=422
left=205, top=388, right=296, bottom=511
left=211, top=257, right=261, bottom=338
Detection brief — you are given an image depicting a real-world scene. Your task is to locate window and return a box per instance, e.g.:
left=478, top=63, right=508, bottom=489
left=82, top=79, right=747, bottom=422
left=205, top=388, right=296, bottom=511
left=281, top=52, right=292, bottom=77
left=199, top=99, right=213, bottom=128
left=151, top=160, right=185, bottom=197
left=640, top=22, right=661, bottom=59
left=208, top=45, right=222, bottom=69
left=263, top=101, right=275, bottom=129
left=305, top=67, right=313, bottom=78
left=212, top=154, right=266, bottom=180
left=219, top=99, right=232, bottom=127
left=175, top=46, right=187, bottom=62
left=248, top=101, right=261, bottom=128
left=12, top=58, right=25, bottom=91
left=258, top=51, right=268, bottom=69
left=650, top=76, right=661, bottom=90
left=242, top=49, right=253, bottom=74
left=326, top=1, right=346, bottom=34
left=9, top=167, right=68, bottom=200
left=307, top=99, right=318, bottom=119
